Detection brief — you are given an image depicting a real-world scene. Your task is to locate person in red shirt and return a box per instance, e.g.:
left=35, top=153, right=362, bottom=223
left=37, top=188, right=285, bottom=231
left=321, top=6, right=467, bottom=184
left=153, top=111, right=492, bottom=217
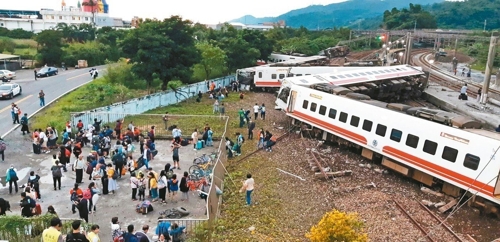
left=76, top=120, right=84, bottom=132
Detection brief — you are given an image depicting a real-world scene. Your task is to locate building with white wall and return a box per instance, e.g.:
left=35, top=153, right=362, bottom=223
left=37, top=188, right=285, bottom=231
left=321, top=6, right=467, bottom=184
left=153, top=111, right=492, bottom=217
left=0, top=1, right=124, bottom=33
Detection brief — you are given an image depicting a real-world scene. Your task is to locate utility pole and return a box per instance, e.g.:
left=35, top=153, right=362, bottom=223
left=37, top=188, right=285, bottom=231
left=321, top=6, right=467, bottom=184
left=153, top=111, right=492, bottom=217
left=405, top=32, right=413, bottom=65
left=484, top=20, right=487, bottom=32
left=453, top=38, right=458, bottom=58
left=480, top=35, right=498, bottom=104
left=414, top=20, right=417, bottom=33
left=349, top=30, right=352, bottom=45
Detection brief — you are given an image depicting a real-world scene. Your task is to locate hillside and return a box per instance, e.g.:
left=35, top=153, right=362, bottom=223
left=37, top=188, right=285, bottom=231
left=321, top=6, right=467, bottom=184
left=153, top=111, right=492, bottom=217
left=229, top=0, right=444, bottom=29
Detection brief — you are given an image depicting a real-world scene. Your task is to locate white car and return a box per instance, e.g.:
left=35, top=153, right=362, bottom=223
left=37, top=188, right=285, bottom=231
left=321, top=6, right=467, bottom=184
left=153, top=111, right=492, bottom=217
left=0, top=83, right=22, bottom=99
left=0, top=70, right=16, bottom=82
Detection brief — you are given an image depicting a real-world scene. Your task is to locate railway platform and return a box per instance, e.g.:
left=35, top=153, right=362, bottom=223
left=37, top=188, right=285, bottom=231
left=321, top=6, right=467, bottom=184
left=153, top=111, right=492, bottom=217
left=415, top=53, right=500, bottom=130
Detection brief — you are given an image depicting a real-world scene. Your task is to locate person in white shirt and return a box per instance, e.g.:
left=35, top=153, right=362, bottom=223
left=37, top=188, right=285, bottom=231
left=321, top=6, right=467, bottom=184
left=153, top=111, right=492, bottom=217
left=172, top=126, right=182, bottom=143
left=240, top=173, right=255, bottom=205
left=191, top=129, right=199, bottom=150
left=128, top=121, right=134, bottom=132
left=253, top=103, right=260, bottom=120
left=39, top=131, right=50, bottom=153
left=73, top=155, right=86, bottom=184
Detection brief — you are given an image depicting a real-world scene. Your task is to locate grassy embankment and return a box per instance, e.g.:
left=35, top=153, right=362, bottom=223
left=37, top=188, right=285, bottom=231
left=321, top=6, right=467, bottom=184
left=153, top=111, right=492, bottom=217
left=30, top=77, right=147, bottom=133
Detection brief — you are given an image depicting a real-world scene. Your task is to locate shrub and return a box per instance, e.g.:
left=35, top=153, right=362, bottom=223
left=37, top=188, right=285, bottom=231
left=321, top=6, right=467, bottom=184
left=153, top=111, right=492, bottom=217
left=306, top=209, right=368, bottom=242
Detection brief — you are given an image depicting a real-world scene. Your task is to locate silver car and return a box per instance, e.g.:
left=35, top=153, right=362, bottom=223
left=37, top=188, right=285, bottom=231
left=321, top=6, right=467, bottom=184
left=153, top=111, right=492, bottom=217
left=0, top=70, right=16, bottom=82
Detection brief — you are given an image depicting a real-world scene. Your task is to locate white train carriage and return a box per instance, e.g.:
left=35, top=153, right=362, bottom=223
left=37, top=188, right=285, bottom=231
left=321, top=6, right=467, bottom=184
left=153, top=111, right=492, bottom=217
left=268, top=53, right=307, bottom=63
left=276, top=79, right=500, bottom=208
left=239, top=64, right=424, bottom=89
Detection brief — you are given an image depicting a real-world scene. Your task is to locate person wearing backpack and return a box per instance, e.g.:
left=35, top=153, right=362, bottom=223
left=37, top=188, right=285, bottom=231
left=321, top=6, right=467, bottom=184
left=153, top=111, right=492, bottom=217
left=20, top=192, right=34, bottom=217
left=0, top=138, right=5, bottom=162
left=69, top=183, right=83, bottom=214
left=28, top=171, right=41, bottom=200
left=112, top=152, right=125, bottom=179
left=51, top=160, right=63, bottom=190
left=66, top=220, right=90, bottom=242
left=137, top=172, right=147, bottom=201
left=6, top=165, right=18, bottom=194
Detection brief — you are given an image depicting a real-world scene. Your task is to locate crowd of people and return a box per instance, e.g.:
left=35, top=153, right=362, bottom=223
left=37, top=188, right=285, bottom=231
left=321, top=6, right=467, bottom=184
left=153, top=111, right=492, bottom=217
left=0, top=79, right=275, bottom=242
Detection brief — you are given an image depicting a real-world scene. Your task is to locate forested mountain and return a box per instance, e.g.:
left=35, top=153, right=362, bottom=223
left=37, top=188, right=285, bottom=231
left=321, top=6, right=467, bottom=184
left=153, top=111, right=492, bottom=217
left=229, top=0, right=444, bottom=29
left=428, top=0, right=500, bottom=29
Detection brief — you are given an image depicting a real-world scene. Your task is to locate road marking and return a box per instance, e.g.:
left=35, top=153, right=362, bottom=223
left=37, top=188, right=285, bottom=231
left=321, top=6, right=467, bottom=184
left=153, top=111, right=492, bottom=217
left=67, top=72, right=93, bottom=80
left=0, top=94, right=33, bottom=113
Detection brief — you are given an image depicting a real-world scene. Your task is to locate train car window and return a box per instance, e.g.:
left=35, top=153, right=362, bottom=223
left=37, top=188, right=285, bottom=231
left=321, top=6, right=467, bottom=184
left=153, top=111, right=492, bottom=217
left=258, top=72, right=262, bottom=78
left=305, top=74, right=311, bottom=76
left=277, top=87, right=291, bottom=103
left=302, top=100, right=309, bottom=109
left=375, top=124, right=387, bottom=137
left=359, top=73, right=367, bottom=76
left=339, top=112, right=348, bottom=123
left=287, top=73, right=294, bottom=77
left=390, top=129, right=402, bottom=142
left=406, top=134, right=419, bottom=148
left=310, top=103, right=317, bottom=112
left=423, top=140, right=438, bottom=155
left=338, top=75, right=346, bottom=78
left=328, top=108, right=337, bottom=119
left=345, top=74, right=353, bottom=77
left=319, top=105, right=327, bottom=115
left=272, top=74, right=277, bottom=79
left=362, top=120, right=373, bottom=132
left=372, top=71, right=380, bottom=74
left=463, top=154, right=480, bottom=170
left=330, top=76, right=338, bottom=79
left=352, top=73, right=360, bottom=77
left=366, top=72, right=373, bottom=74
left=296, top=74, right=303, bottom=76
left=279, top=74, right=285, bottom=79
left=442, top=146, right=458, bottom=163
left=350, top=116, right=360, bottom=127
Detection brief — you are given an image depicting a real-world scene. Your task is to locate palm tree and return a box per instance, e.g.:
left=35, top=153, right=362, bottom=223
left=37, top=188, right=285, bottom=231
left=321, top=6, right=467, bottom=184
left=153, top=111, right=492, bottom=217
left=81, top=0, right=98, bottom=26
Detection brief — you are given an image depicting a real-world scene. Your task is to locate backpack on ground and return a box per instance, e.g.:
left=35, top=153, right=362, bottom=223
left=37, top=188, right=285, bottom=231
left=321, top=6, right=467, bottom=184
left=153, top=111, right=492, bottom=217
left=0, top=140, right=6, bottom=152
left=8, top=169, right=17, bottom=181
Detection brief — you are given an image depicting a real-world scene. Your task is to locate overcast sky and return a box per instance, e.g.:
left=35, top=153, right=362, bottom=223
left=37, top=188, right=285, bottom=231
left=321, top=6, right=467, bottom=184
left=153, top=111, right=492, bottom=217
left=3, top=0, right=346, bottom=24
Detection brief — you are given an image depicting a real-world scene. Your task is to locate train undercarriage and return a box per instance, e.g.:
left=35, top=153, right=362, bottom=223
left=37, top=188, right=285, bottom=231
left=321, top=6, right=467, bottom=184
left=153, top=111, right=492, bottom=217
left=292, top=118, right=500, bottom=218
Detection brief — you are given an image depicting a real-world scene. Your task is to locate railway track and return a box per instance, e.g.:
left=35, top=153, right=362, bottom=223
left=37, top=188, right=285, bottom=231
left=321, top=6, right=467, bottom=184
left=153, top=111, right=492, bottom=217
left=393, top=199, right=466, bottom=242
left=413, top=52, right=500, bottom=98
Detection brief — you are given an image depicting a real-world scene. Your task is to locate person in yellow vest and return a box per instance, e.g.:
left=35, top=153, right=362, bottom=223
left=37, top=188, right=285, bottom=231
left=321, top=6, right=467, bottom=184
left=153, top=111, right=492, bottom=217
left=87, top=224, right=101, bottom=242
left=42, top=217, right=63, bottom=242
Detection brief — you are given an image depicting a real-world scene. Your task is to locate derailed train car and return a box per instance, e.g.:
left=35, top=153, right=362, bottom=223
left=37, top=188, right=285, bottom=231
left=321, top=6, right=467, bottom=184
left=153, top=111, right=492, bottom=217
left=275, top=66, right=500, bottom=216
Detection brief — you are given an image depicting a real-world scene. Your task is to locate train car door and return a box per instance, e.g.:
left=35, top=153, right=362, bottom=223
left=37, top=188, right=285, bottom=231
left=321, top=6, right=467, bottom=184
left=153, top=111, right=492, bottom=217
left=288, top=90, right=298, bottom=112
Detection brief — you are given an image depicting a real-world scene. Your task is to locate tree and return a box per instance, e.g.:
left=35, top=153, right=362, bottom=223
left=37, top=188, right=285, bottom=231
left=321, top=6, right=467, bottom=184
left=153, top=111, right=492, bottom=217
left=121, top=16, right=199, bottom=90
left=306, top=209, right=368, bottom=242
left=35, top=30, right=64, bottom=65
left=81, top=0, right=98, bottom=26
left=382, top=4, right=437, bottom=30
left=194, top=41, right=227, bottom=80
left=0, top=38, right=16, bottom=54
left=240, top=29, right=275, bottom=61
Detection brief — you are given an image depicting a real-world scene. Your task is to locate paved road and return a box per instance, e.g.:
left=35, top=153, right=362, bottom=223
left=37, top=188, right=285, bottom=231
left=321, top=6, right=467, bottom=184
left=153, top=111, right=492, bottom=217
left=0, top=66, right=105, bottom=138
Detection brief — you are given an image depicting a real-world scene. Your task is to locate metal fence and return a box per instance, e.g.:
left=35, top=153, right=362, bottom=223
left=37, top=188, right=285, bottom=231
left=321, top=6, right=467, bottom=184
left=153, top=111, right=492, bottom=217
left=78, top=75, right=233, bottom=115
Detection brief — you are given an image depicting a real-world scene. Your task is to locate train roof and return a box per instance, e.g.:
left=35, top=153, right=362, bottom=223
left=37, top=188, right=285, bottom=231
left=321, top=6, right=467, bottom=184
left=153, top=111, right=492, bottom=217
left=273, top=55, right=327, bottom=65
left=282, top=65, right=425, bottom=87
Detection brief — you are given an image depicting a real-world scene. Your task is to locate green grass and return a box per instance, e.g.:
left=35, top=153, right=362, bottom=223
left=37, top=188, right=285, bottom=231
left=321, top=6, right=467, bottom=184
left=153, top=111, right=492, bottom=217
left=12, top=39, right=38, bottom=48
left=13, top=48, right=37, bottom=56
left=30, top=78, right=147, bottom=133
left=470, top=61, right=486, bottom=72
